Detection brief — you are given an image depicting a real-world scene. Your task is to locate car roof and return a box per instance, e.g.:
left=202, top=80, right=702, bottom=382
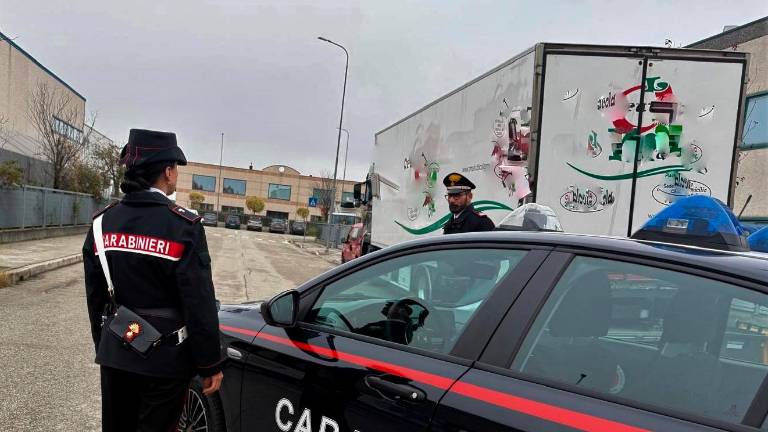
left=377, top=231, right=768, bottom=285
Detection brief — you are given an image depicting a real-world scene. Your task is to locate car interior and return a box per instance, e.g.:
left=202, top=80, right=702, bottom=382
left=306, top=249, right=523, bottom=355
left=513, top=259, right=768, bottom=425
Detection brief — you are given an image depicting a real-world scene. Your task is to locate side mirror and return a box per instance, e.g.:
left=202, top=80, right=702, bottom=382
left=261, top=290, right=300, bottom=328
left=353, top=182, right=365, bottom=207
left=215, top=299, right=221, bottom=311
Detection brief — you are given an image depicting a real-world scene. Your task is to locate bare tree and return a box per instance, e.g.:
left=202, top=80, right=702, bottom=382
left=314, top=170, right=337, bottom=221
left=0, top=114, right=10, bottom=150
left=92, top=141, right=125, bottom=197
left=27, top=81, right=95, bottom=189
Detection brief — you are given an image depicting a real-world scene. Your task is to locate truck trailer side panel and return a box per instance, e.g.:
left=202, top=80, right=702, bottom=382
left=372, top=49, right=536, bottom=248
left=535, top=46, right=747, bottom=236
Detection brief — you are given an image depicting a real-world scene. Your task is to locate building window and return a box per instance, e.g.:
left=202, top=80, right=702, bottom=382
left=743, top=92, right=768, bottom=150
left=192, top=175, right=216, bottom=192
left=312, top=188, right=331, bottom=198
left=269, top=184, right=292, bottom=200
left=222, top=206, right=244, bottom=214
left=267, top=210, right=289, bottom=221
left=342, top=191, right=354, bottom=203
left=223, top=178, right=246, bottom=196
left=198, top=203, right=213, bottom=211
left=52, top=116, right=82, bottom=142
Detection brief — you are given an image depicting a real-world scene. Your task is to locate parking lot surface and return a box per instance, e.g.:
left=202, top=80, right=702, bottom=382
left=0, top=227, right=336, bottom=431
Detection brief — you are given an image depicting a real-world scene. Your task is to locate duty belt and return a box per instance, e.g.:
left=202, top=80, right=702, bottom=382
left=133, top=307, right=188, bottom=346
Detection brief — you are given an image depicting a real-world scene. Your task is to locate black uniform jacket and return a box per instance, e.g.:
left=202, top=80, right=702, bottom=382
left=83, top=191, right=223, bottom=379
left=443, top=204, right=496, bottom=234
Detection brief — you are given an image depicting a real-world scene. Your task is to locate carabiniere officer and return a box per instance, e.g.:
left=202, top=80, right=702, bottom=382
left=442, top=172, right=496, bottom=234
left=82, top=129, right=224, bottom=431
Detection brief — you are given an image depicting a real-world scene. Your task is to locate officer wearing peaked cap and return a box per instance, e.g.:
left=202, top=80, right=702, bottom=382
left=82, top=129, right=224, bottom=431
left=442, top=172, right=495, bottom=234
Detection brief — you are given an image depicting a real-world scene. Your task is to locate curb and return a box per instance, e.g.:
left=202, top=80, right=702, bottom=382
left=0, top=254, right=83, bottom=287
left=287, top=240, right=341, bottom=265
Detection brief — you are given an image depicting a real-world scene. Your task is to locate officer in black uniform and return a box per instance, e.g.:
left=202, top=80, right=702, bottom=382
left=442, top=172, right=495, bottom=234
left=82, top=129, right=224, bottom=432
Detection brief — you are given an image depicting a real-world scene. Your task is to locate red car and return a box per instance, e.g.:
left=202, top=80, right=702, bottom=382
left=341, top=223, right=366, bottom=263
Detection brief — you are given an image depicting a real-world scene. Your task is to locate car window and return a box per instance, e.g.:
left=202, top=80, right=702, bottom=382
left=511, top=256, right=768, bottom=425
left=305, top=248, right=527, bottom=355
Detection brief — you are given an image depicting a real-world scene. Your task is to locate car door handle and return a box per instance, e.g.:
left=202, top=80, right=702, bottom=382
left=226, top=347, right=243, bottom=360
left=364, top=375, right=426, bottom=402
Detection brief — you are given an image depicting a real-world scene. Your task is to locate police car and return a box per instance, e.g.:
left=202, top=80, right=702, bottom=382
left=184, top=196, right=768, bottom=432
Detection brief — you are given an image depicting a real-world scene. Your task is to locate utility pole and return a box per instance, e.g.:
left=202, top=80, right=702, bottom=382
left=318, top=36, right=348, bottom=253
left=339, top=128, right=349, bottom=200
left=216, top=133, right=224, bottom=215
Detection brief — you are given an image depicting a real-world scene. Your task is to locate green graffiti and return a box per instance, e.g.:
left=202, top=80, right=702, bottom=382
left=394, top=200, right=512, bottom=235
left=588, top=130, right=602, bottom=156
left=609, top=125, right=684, bottom=162
left=644, top=76, right=669, bottom=92
left=567, top=163, right=690, bottom=181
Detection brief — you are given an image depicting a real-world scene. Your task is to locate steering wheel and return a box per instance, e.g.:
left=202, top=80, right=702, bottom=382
left=384, top=297, right=431, bottom=344
left=319, top=307, right=355, bottom=331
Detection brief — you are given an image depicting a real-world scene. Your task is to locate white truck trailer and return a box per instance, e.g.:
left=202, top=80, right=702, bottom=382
left=355, top=43, right=749, bottom=252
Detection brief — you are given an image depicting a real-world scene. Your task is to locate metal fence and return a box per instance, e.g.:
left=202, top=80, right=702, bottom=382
left=313, top=223, right=353, bottom=249
left=0, top=185, right=104, bottom=229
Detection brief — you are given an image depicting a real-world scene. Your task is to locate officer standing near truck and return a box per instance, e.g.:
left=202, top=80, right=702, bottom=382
left=442, top=172, right=496, bottom=234
left=82, top=129, right=224, bottom=431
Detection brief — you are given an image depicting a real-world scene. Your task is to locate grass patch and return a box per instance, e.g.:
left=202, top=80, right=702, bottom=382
left=0, top=272, right=11, bottom=288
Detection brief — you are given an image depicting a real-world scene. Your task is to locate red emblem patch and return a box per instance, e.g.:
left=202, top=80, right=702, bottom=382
left=124, top=322, right=142, bottom=343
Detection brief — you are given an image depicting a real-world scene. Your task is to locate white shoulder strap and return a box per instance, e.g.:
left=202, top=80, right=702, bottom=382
left=93, top=215, right=115, bottom=297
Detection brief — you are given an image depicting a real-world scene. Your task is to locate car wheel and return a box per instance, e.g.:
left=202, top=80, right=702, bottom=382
left=178, top=380, right=226, bottom=432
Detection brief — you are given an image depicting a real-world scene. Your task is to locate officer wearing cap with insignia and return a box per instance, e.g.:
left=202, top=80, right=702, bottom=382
left=442, top=172, right=495, bottom=234
left=82, top=129, right=224, bottom=431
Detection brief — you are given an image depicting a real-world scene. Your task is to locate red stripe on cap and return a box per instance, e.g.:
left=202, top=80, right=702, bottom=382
left=219, top=325, right=651, bottom=432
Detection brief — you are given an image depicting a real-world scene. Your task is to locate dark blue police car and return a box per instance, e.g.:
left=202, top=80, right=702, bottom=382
left=182, top=197, right=768, bottom=432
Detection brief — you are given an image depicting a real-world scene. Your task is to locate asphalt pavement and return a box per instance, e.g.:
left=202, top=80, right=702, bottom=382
left=0, top=227, right=338, bottom=431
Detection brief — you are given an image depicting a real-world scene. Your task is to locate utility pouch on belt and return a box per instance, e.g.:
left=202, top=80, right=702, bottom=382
left=94, top=214, right=186, bottom=357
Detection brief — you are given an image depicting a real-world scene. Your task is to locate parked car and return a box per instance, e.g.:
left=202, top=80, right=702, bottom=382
left=290, top=220, right=306, bottom=235
left=224, top=214, right=241, bottom=229
left=341, top=222, right=366, bottom=263
left=199, top=230, right=768, bottom=432
left=190, top=197, right=768, bottom=432
left=201, top=212, right=218, bottom=227
left=269, top=219, right=287, bottom=234
left=246, top=216, right=263, bottom=231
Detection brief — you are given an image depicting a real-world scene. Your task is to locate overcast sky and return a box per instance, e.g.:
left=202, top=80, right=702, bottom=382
left=1, top=1, right=765, bottom=181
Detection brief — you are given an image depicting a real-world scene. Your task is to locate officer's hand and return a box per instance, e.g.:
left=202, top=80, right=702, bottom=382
left=202, top=371, right=224, bottom=396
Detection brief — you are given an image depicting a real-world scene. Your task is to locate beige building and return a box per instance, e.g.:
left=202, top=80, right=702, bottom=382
left=688, top=16, right=768, bottom=218
left=0, top=30, right=87, bottom=186
left=176, top=162, right=359, bottom=222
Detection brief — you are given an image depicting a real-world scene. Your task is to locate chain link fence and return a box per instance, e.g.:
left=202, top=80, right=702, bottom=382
left=0, top=185, right=104, bottom=229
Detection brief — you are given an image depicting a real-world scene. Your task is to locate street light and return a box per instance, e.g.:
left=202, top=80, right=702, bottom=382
left=318, top=36, right=349, bottom=252
left=216, top=133, right=224, bottom=214
left=339, top=128, right=349, bottom=200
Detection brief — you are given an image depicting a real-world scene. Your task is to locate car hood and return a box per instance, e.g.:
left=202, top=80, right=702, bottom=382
left=218, top=302, right=266, bottom=331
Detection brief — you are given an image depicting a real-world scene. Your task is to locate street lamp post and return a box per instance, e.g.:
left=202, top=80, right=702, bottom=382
left=318, top=36, right=348, bottom=252
left=216, top=133, right=224, bottom=216
left=339, top=128, right=349, bottom=200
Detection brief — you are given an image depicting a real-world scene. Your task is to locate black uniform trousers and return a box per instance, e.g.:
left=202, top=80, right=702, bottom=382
left=100, top=366, right=189, bottom=432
